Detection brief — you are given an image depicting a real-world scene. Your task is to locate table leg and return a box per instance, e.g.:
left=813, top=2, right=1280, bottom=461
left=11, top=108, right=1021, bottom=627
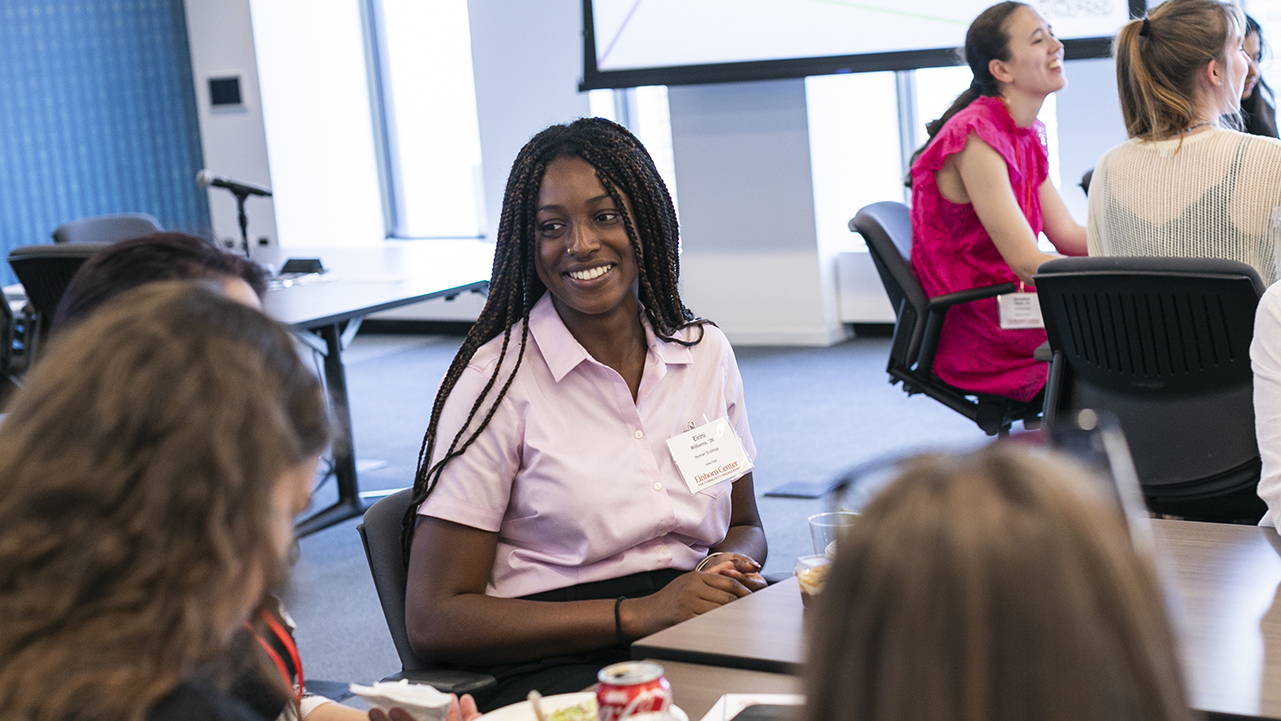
left=296, top=322, right=368, bottom=537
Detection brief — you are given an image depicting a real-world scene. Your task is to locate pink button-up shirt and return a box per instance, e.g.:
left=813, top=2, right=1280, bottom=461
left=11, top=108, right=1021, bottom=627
left=418, top=292, right=756, bottom=598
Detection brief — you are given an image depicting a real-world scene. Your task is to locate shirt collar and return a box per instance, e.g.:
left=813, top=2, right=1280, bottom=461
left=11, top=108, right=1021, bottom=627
left=528, top=292, right=694, bottom=383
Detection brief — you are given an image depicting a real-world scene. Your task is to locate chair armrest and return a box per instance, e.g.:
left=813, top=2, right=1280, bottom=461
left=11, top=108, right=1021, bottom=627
left=916, top=282, right=1018, bottom=376
left=925, top=282, right=1018, bottom=311
left=1033, top=341, right=1052, bottom=362
left=379, top=669, right=498, bottom=695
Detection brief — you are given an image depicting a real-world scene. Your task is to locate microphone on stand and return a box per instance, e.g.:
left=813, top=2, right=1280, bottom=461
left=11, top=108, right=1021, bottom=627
left=196, top=169, right=272, bottom=197
left=196, top=170, right=273, bottom=256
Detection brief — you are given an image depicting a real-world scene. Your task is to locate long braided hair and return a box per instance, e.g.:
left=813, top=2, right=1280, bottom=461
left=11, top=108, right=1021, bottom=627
left=401, top=117, right=704, bottom=563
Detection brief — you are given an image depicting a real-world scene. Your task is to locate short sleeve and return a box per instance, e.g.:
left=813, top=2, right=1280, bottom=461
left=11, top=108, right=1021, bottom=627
left=417, top=361, right=524, bottom=532
left=911, top=98, right=1034, bottom=189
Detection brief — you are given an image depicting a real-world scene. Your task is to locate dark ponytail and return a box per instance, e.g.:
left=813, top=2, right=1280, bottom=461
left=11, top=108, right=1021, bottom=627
left=907, top=1, right=1028, bottom=178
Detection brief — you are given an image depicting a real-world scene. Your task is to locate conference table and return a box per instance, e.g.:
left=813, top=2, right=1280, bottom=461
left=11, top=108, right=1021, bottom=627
left=257, top=242, right=493, bottom=536
left=634, top=519, right=1281, bottom=720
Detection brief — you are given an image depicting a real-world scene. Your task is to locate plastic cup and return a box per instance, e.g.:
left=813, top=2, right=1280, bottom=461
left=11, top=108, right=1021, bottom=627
left=808, top=511, right=858, bottom=557
left=794, top=554, right=832, bottom=607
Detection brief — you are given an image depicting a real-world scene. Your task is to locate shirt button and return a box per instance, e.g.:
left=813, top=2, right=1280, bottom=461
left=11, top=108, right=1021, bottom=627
left=634, top=430, right=644, bottom=439
left=653, top=482, right=663, bottom=491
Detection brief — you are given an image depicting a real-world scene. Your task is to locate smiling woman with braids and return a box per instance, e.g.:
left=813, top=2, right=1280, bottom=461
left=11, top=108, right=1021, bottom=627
left=402, top=118, right=767, bottom=708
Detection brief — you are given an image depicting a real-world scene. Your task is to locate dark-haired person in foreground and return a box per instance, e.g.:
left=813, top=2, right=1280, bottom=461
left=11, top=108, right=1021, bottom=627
left=402, top=117, right=767, bottom=709
left=804, top=446, right=1194, bottom=721
left=909, top=1, right=1086, bottom=404
left=53, top=231, right=268, bottom=330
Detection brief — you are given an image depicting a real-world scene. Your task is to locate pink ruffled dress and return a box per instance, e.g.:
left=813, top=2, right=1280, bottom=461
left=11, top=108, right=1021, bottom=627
left=909, top=95, right=1048, bottom=402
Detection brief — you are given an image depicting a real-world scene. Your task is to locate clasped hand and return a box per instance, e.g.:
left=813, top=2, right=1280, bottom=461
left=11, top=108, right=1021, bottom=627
left=619, top=553, right=765, bottom=640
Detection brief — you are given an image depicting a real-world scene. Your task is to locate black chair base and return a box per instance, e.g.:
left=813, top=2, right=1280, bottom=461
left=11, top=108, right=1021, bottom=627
left=894, top=367, right=1041, bottom=436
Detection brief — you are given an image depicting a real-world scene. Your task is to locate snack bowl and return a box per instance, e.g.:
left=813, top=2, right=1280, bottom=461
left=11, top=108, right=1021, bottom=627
left=479, top=692, right=598, bottom=721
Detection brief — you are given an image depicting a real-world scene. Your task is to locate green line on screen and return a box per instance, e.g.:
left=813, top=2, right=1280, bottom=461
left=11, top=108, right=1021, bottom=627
left=800, top=0, right=969, bottom=26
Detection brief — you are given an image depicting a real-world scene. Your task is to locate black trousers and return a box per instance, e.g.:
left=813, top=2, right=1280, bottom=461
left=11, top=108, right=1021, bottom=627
left=465, top=568, right=685, bottom=712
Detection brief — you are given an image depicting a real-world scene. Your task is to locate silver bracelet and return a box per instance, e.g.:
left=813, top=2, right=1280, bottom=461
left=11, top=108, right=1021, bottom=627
left=695, top=552, right=727, bottom=572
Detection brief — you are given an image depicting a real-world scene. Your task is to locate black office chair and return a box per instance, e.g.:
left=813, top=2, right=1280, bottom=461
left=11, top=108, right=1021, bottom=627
left=7, top=243, right=107, bottom=361
left=1079, top=168, right=1094, bottom=197
left=0, top=292, right=20, bottom=406
left=850, top=201, right=1041, bottom=436
left=52, top=212, right=161, bottom=244
left=1035, top=256, right=1266, bottom=522
left=357, top=489, right=497, bottom=694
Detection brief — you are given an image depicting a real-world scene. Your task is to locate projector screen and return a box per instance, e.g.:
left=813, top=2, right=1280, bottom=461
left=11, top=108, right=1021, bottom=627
left=581, top=0, right=1144, bottom=89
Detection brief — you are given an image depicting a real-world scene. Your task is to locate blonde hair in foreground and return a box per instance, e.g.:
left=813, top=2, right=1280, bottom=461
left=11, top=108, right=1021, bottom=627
left=803, top=445, right=1193, bottom=721
left=1116, top=0, right=1244, bottom=140
left=0, top=282, right=329, bottom=721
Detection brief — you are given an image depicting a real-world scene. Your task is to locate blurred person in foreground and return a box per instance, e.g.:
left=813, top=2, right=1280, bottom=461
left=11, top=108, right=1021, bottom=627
left=46, top=231, right=391, bottom=721
left=803, top=445, right=1194, bottom=721
left=0, top=282, right=328, bottom=720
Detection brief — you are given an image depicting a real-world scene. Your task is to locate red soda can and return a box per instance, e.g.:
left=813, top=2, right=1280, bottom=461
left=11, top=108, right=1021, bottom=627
left=596, top=661, right=672, bottom=721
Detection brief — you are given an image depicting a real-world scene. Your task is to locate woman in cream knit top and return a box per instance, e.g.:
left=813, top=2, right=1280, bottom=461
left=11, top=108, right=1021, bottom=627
left=1088, top=0, right=1281, bottom=286
left=1088, top=128, right=1281, bottom=284
left=1090, top=0, right=1274, bottom=525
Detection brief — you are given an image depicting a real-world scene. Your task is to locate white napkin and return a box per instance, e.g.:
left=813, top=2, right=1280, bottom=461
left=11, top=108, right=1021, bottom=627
left=348, top=679, right=453, bottom=721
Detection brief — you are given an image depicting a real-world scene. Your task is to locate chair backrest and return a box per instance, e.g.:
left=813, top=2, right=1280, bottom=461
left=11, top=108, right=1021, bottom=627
left=850, top=202, right=930, bottom=365
left=1, top=289, right=13, bottom=371
left=1036, top=256, right=1264, bottom=494
left=52, top=213, right=161, bottom=244
left=8, top=243, right=106, bottom=323
left=358, top=489, right=428, bottom=672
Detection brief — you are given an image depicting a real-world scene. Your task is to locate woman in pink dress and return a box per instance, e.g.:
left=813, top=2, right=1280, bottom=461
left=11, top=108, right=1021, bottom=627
left=910, top=1, right=1087, bottom=402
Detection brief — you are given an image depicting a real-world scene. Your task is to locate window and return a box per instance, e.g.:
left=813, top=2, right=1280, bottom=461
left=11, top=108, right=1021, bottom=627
left=372, top=0, right=485, bottom=238
left=805, top=71, right=904, bottom=253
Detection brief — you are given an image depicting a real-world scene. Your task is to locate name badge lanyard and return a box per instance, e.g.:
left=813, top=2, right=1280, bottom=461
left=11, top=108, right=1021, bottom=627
left=666, top=414, right=753, bottom=494
left=996, top=138, right=1045, bottom=330
left=246, top=608, right=305, bottom=702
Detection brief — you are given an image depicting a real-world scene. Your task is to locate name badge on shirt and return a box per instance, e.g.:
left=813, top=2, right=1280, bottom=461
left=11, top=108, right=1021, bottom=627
left=998, top=291, right=1044, bottom=329
left=666, top=416, right=753, bottom=495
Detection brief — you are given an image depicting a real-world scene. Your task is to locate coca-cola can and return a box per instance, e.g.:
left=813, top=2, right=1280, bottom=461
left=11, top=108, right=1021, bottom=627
left=596, top=661, right=672, bottom=721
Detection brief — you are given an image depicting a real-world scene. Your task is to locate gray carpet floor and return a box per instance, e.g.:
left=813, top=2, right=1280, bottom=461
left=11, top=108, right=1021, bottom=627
left=284, top=331, right=990, bottom=685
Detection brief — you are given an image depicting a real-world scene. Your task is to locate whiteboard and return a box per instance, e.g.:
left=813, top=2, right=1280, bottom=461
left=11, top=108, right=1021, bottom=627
left=583, top=0, right=1139, bottom=87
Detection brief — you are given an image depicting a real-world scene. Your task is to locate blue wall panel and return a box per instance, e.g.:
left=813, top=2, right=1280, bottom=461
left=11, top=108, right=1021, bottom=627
left=0, top=0, right=210, bottom=286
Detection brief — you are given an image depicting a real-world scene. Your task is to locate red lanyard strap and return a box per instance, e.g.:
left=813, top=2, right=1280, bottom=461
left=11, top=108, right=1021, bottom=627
left=245, top=609, right=305, bottom=702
